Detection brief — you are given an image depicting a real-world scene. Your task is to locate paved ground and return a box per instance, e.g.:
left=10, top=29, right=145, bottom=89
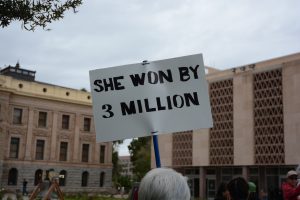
left=2, top=193, right=17, bottom=200
left=113, top=194, right=129, bottom=199
left=22, top=196, right=29, bottom=200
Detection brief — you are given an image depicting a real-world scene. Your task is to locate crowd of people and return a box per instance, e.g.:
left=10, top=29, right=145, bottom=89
left=213, top=170, right=300, bottom=200
left=133, top=168, right=300, bottom=200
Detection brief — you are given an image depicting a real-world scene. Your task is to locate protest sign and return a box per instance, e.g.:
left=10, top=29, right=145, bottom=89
left=89, top=54, right=212, bottom=142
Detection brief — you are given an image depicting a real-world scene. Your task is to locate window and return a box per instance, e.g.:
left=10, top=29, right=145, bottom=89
left=38, top=111, right=47, bottom=127
left=82, top=144, right=89, bottom=162
left=62, top=114, right=70, bottom=129
left=100, top=145, right=106, bottom=163
left=83, top=117, right=91, bottom=132
left=34, top=169, right=43, bottom=185
left=100, top=172, right=105, bottom=187
left=35, top=140, right=45, bottom=160
left=13, top=108, right=22, bottom=124
left=81, top=171, right=89, bottom=187
left=9, top=137, right=20, bottom=158
left=59, top=170, right=67, bottom=186
left=221, top=167, right=242, bottom=183
left=59, top=142, right=68, bottom=161
left=8, top=168, right=18, bottom=185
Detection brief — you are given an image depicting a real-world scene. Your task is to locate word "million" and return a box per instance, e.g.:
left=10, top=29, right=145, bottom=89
left=120, top=92, right=200, bottom=116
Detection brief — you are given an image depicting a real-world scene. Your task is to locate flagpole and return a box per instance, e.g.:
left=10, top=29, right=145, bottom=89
left=141, top=60, right=161, bottom=168
left=151, top=132, right=161, bottom=168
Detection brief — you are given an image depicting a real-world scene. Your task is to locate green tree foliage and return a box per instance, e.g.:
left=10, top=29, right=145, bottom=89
left=0, top=0, right=82, bottom=31
left=128, top=136, right=151, bottom=181
left=112, top=140, right=123, bottom=187
left=117, top=175, right=132, bottom=190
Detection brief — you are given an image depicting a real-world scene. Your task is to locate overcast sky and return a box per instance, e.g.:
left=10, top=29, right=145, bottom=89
left=1, top=0, right=300, bottom=156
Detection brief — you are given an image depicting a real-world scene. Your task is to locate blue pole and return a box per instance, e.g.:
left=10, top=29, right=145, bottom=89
left=152, top=132, right=161, bottom=168
left=141, top=60, right=161, bottom=168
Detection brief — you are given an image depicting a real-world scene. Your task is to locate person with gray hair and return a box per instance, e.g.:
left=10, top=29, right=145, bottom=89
left=138, top=168, right=191, bottom=200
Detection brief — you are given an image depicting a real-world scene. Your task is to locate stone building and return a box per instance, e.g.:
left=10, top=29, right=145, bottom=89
left=0, top=64, right=113, bottom=194
left=151, top=52, right=300, bottom=200
left=119, top=156, right=133, bottom=178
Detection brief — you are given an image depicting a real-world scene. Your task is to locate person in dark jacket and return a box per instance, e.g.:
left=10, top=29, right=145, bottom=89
left=282, top=170, right=300, bottom=200
left=215, top=182, right=230, bottom=200
left=248, top=182, right=258, bottom=200
left=22, top=179, right=28, bottom=195
left=227, top=177, right=249, bottom=200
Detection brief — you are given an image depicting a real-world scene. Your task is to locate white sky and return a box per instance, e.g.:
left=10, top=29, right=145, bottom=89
left=1, top=0, right=300, bottom=156
left=118, top=139, right=132, bottom=156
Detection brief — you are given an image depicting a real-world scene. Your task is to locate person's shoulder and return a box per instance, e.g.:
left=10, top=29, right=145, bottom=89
left=282, top=182, right=291, bottom=189
left=282, top=182, right=287, bottom=187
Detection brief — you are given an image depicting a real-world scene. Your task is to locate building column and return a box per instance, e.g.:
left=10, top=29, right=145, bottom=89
left=107, top=143, right=113, bottom=164
left=25, top=108, right=34, bottom=160
left=0, top=123, right=4, bottom=187
left=242, top=166, right=248, bottom=179
left=0, top=92, right=10, bottom=187
left=73, top=113, right=81, bottom=162
left=233, top=71, right=255, bottom=165
left=50, top=112, right=58, bottom=161
left=199, top=167, right=205, bottom=199
left=90, top=142, right=94, bottom=163
left=259, top=166, right=266, bottom=191
left=282, top=60, right=300, bottom=164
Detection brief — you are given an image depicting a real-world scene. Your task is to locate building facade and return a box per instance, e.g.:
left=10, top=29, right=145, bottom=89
left=119, top=156, right=133, bottom=178
left=151, top=53, right=300, bottom=200
left=0, top=64, right=113, bottom=194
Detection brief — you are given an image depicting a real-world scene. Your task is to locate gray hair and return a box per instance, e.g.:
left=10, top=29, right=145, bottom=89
left=138, top=168, right=190, bottom=200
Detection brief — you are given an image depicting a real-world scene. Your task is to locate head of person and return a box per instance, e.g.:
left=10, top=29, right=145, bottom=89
left=216, top=182, right=229, bottom=200
left=138, top=168, right=190, bottom=200
left=227, top=177, right=249, bottom=200
left=248, top=182, right=257, bottom=200
left=286, top=170, right=298, bottom=187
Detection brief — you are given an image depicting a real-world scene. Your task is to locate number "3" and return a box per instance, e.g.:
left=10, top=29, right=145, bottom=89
left=102, top=104, right=114, bottom=118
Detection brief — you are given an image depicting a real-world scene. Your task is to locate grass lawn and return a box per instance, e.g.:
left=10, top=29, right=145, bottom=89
left=65, top=195, right=127, bottom=200
left=65, top=198, right=123, bottom=200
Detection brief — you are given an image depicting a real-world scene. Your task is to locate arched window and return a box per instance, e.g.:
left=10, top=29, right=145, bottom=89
left=8, top=168, right=18, bottom=185
left=59, top=170, right=67, bottom=186
left=81, top=171, right=89, bottom=187
left=34, top=169, right=43, bottom=185
left=100, top=172, right=105, bottom=187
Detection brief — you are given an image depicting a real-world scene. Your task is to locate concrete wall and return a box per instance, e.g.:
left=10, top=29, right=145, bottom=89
left=193, top=129, right=209, bottom=166
left=0, top=75, right=92, bottom=106
left=283, top=59, right=300, bottom=165
left=2, top=162, right=112, bottom=193
left=233, top=71, right=255, bottom=165
left=151, top=133, right=173, bottom=168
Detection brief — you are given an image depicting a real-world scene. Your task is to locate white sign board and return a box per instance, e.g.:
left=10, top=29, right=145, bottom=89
left=89, top=54, right=212, bottom=142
